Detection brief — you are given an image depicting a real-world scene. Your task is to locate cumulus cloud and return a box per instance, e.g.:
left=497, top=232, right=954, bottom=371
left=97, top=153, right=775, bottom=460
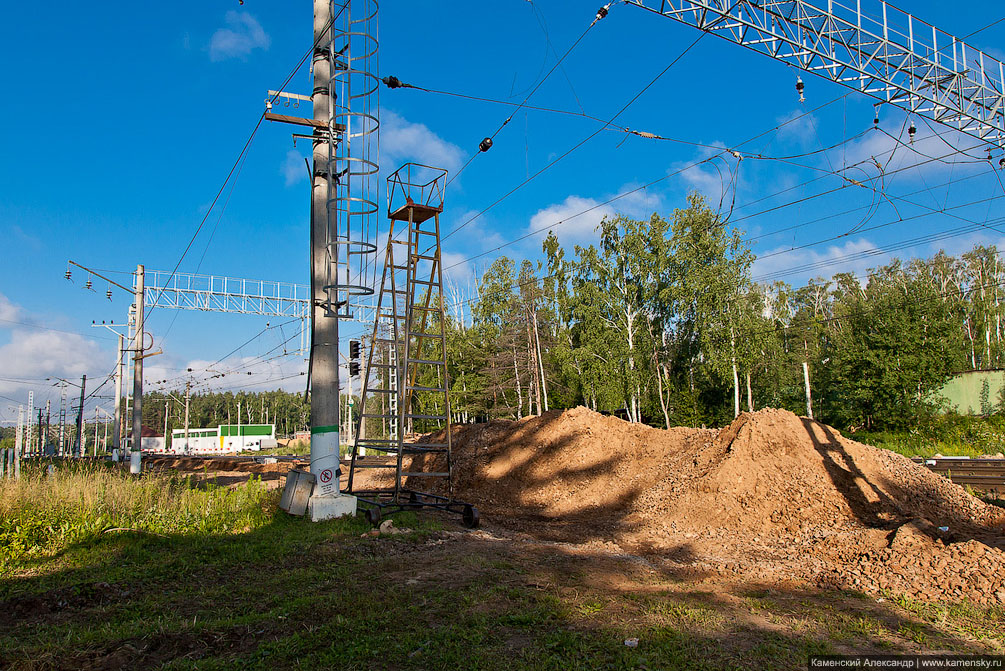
left=282, top=149, right=307, bottom=187
left=209, top=11, right=270, bottom=62
left=380, top=109, right=463, bottom=174
left=0, top=293, right=20, bottom=322
left=0, top=330, right=106, bottom=394
left=525, top=183, right=664, bottom=248
left=0, top=292, right=112, bottom=418
left=752, top=238, right=883, bottom=285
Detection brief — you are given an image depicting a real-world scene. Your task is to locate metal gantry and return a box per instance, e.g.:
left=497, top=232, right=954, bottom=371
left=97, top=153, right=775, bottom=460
left=348, top=163, right=478, bottom=528
left=627, top=0, right=1005, bottom=148
left=142, top=270, right=312, bottom=319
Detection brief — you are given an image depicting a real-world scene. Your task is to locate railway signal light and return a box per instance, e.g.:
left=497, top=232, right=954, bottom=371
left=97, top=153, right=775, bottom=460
left=349, top=340, right=361, bottom=360
left=349, top=361, right=360, bottom=377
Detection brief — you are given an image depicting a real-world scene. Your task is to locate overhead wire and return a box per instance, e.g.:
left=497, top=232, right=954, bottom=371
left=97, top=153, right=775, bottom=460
left=147, top=0, right=349, bottom=336
left=442, top=30, right=710, bottom=244
left=444, top=3, right=613, bottom=188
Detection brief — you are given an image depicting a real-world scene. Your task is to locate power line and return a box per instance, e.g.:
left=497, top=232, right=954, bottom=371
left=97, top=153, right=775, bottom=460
left=442, top=30, right=709, bottom=244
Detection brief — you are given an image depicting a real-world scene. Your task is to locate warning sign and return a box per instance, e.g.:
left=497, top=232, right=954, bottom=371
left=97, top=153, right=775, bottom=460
left=319, top=468, right=334, bottom=484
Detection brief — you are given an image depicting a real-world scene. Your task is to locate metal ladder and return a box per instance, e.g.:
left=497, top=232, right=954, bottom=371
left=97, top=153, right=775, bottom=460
left=347, top=163, right=477, bottom=528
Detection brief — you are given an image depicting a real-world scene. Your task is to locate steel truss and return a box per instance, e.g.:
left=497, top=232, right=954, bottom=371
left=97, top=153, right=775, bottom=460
left=627, top=0, right=1005, bottom=148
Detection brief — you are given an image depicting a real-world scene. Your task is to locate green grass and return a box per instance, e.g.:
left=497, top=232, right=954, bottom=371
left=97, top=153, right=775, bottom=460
left=856, top=414, right=1005, bottom=459
left=1, top=465, right=1002, bottom=669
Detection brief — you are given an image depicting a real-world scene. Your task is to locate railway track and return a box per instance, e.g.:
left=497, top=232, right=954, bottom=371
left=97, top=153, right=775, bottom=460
left=912, top=457, right=1005, bottom=495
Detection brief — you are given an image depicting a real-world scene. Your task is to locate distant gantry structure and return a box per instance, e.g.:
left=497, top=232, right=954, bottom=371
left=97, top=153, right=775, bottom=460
left=627, top=0, right=1005, bottom=149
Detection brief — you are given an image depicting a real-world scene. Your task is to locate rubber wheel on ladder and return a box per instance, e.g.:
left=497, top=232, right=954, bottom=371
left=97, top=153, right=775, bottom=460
left=462, top=504, right=480, bottom=529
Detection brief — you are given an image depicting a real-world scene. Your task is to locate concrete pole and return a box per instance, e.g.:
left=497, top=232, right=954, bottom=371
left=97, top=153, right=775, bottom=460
left=803, top=361, right=814, bottom=420
left=310, top=0, right=341, bottom=497
left=184, top=381, right=191, bottom=454
left=74, top=376, right=86, bottom=457
left=113, top=333, right=123, bottom=453
left=131, top=264, right=145, bottom=474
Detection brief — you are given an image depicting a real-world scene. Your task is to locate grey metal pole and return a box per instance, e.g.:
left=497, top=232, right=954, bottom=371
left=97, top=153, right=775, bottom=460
left=74, top=376, right=86, bottom=457
left=131, top=264, right=145, bottom=474
left=113, top=335, right=123, bottom=456
left=310, top=0, right=341, bottom=497
left=184, top=381, right=190, bottom=454
left=94, top=408, right=99, bottom=457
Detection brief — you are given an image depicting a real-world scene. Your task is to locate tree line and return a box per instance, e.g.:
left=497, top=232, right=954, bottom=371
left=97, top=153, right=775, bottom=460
left=442, top=193, right=1004, bottom=431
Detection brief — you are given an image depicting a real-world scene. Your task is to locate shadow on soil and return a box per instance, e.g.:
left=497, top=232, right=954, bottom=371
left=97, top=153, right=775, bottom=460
left=802, top=418, right=1005, bottom=549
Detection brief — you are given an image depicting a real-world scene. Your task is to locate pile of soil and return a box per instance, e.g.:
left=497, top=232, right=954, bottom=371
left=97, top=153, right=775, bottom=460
left=408, top=407, right=1005, bottom=605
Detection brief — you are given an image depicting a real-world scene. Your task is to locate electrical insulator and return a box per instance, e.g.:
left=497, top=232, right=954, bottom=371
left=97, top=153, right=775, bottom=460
left=999, top=158, right=1005, bottom=169
left=908, top=122, right=916, bottom=143
left=85, top=278, right=93, bottom=290
left=479, top=137, right=493, bottom=152
left=382, top=75, right=403, bottom=89
left=349, top=340, right=361, bottom=360
left=873, top=108, right=880, bottom=126
left=349, top=361, right=360, bottom=377
left=795, top=76, right=805, bottom=103
left=595, top=3, right=610, bottom=21
left=106, top=288, right=113, bottom=300
left=64, top=270, right=72, bottom=280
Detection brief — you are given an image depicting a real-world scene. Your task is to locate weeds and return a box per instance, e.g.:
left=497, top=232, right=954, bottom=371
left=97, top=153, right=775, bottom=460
left=0, top=461, right=273, bottom=572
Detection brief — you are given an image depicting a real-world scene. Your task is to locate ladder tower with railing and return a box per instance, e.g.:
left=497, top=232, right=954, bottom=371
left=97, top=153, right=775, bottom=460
left=348, top=163, right=478, bottom=528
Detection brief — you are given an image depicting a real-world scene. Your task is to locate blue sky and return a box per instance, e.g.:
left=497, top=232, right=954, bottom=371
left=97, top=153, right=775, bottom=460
left=2, top=1, right=1004, bottom=424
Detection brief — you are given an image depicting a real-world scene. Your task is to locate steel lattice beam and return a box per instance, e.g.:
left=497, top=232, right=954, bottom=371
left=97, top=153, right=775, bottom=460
left=141, top=270, right=374, bottom=323
left=143, top=270, right=311, bottom=318
left=626, top=0, right=1005, bottom=148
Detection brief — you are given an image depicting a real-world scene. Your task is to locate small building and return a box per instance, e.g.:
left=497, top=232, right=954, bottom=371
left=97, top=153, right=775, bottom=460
left=170, top=424, right=276, bottom=454
left=127, top=426, right=165, bottom=452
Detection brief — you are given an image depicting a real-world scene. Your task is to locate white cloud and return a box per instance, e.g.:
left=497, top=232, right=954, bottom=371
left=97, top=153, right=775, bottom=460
left=282, top=149, right=307, bottom=187
left=752, top=238, right=882, bottom=285
left=837, top=121, right=980, bottom=182
left=209, top=11, right=270, bottom=62
left=525, top=183, right=664, bottom=248
left=441, top=251, right=474, bottom=285
left=528, top=195, right=614, bottom=246
left=0, top=292, right=111, bottom=421
left=380, top=109, right=463, bottom=174
left=0, top=293, right=20, bottom=322
left=0, top=331, right=105, bottom=394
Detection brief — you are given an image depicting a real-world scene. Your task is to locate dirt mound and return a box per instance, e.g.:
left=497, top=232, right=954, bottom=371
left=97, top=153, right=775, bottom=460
left=420, top=406, right=713, bottom=521
left=409, top=407, right=1005, bottom=605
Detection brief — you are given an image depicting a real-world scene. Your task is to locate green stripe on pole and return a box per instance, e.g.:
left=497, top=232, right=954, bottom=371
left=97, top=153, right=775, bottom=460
left=311, top=425, right=339, bottom=434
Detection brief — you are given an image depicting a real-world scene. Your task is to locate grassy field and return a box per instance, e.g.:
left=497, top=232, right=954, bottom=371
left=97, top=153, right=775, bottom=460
left=1, top=462, right=1002, bottom=670
left=855, top=414, right=1005, bottom=459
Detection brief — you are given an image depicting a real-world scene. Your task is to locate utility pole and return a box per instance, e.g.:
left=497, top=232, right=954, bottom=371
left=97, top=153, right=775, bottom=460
left=74, top=376, right=85, bottom=457
left=131, top=264, right=145, bottom=473
left=58, top=382, right=66, bottom=456
left=803, top=361, right=814, bottom=420
left=14, top=405, right=23, bottom=479
left=184, top=380, right=191, bottom=455
left=113, top=333, right=124, bottom=459
left=94, top=408, right=100, bottom=457
left=307, top=0, right=350, bottom=518
left=43, top=401, right=50, bottom=453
